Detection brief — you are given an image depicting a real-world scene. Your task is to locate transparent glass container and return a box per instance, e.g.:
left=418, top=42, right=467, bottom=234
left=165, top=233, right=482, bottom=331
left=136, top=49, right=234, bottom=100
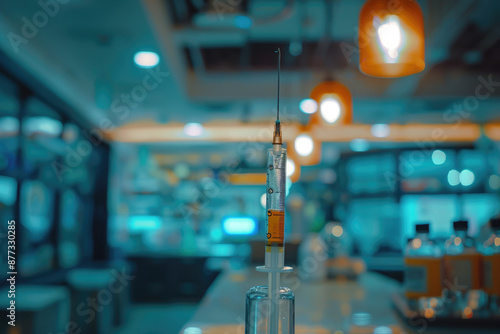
left=443, top=220, right=486, bottom=317
left=245, top=286, right=294, bottom=334
left=404, top=224, right=443, bottom=314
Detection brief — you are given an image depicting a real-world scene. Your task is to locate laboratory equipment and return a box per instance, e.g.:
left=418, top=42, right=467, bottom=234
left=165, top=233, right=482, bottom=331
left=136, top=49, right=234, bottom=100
left=443, top=220, right=485, bottom=317
left=245, top=49, right=294, bottom=334
left=321, top=221, right=365, bottom=279
left=246, top=286, right=294, bottom=334
left=323, top=221, right=353, bottom=258
left=404, top=223, right=443, bottom=314
left=298, top=233, right=327, bottom=282
left=480, top=218, right=500, bottom=315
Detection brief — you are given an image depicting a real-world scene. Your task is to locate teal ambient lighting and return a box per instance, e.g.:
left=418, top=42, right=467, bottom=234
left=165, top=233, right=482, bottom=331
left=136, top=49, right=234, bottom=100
left=183, top=327, right=202, bottom=334
left=134, top=51, right=160, bottom=68
left=489, top=175, right=500, bottom=190
left=234, top=15, right=252, bottom=29
left=299, top=98, right=318, bottom=114
left=184, top=123, right=204, bottom=137
left=350, top=138, right=370, bottom=152
left=431, top=150, right=446, bottom=165
left=0, top=176, right=17, bottom=206
left=447, top=169, right=460, bottom=186
left=222, top=216, right=257, bottom=236
left=371, top=124, right=390, bottom=138
left=460, top=169, right=475, bottom=186
left=0, top=116, right=19, bottom=133
left=23, top=116, right=62, bottom=136
left=128, top=215, right=161, bottom=231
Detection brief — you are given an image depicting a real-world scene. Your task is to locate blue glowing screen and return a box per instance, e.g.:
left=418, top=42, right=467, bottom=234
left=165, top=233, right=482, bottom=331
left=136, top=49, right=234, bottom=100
left=222, top=216, right=258, bottom=236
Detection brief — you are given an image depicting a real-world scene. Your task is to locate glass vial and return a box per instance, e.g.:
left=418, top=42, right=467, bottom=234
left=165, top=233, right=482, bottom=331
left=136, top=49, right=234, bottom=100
left=245, top=286, right=294, bottom=334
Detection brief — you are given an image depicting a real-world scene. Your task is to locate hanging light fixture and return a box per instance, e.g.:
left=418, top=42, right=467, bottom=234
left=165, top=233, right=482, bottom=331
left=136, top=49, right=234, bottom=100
left=359, top=0, right=425, bottom=77
left=294, top=134, right=314, bottom=157
left=302, top=1, right=352, bottom=127
left=309, top=81, right=353, bottom=126
left=288, top=127, right=321, bottom=166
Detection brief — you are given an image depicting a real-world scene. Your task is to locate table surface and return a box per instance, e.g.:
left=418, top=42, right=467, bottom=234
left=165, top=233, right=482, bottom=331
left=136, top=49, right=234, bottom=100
left=180, top=268, right=495, bottom=334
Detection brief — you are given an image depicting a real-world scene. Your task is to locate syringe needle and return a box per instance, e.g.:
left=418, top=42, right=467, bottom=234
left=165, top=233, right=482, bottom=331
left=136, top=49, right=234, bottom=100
left=273, top=49, right=283, bottom=149
left=275, top=48, right=281, bottom=122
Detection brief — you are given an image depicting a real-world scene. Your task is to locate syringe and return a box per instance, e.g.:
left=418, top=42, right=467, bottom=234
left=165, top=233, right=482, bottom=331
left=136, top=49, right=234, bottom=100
left=256, top=48, right=292, bottom=334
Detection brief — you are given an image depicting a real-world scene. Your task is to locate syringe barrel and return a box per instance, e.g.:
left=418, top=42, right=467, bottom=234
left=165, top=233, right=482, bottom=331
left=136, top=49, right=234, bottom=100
left=265, top=148, right=286, bottom=248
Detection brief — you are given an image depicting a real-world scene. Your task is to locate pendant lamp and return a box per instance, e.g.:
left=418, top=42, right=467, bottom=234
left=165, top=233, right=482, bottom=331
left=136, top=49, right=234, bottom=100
left=359, top=0, right=425, bottom=77
left=310, top=81, right=352, bottom=126
left=288, top=126, right=321, bottom=166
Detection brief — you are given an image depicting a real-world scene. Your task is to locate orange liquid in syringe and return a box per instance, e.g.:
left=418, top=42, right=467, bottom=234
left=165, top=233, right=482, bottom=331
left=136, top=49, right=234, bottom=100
left=266, top=209, right=284, bottom=247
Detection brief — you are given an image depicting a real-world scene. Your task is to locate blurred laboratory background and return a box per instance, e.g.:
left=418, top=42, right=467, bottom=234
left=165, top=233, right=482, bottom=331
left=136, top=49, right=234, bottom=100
left=0, top=0, right=500, bottom=333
